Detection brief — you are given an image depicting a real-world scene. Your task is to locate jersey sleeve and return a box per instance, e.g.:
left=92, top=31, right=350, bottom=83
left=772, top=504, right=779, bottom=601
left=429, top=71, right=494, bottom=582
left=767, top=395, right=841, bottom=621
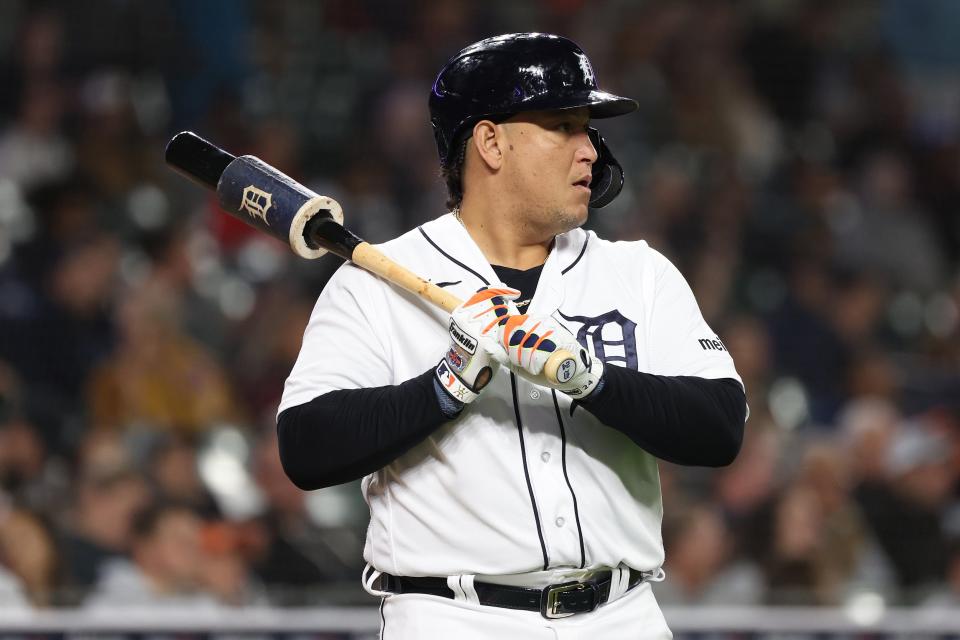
left=278, top=263, right=394, bottom=414
left=642, top=248, right=742, bottom=385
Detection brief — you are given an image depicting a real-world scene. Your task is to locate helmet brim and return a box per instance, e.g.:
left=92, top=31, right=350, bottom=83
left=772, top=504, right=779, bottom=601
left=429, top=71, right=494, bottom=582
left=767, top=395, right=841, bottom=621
left=584, top=90, right=639, bottom=119
left=439, top=91, right=638, bottom=167
left=492, top=90, right=637, bottom=122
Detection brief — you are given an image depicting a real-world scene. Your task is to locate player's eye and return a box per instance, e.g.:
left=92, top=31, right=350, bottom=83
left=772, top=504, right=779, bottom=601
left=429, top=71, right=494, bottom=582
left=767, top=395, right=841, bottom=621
left=554, top=121, right=588, bottom=134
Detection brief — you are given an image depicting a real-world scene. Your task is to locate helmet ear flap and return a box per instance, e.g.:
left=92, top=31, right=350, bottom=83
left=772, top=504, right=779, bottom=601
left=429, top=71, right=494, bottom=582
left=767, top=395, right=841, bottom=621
left=588, top=127, right=624, bottom=209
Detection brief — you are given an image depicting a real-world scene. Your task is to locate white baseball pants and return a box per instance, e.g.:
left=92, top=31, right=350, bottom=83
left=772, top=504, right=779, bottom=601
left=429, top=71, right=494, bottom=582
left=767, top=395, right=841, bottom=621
left=376, top=580, right=672, bottom=639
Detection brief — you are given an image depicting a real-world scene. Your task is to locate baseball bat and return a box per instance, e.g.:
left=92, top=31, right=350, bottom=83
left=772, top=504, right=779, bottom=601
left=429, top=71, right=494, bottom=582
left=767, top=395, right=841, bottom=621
left=164, top=131, right=577, bottom=385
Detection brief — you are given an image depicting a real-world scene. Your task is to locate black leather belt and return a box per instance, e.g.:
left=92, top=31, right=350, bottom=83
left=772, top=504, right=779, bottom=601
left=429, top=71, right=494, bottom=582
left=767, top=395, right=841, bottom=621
left=381, top=568, right=653, bottom=619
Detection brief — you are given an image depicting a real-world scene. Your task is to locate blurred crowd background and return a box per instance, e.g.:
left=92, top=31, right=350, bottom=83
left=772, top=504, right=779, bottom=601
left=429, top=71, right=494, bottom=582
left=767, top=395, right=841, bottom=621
left=0, top=0, right=958, bottom=616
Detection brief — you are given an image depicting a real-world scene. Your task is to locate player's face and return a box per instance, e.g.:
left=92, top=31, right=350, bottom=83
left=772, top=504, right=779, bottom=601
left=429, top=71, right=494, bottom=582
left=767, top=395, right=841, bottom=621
left=500, top=107, right=598, bottom=236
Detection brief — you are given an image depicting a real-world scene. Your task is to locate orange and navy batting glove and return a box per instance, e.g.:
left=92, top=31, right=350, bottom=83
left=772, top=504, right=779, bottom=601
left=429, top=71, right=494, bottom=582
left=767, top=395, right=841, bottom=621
left=497, top=314, right=604, bottom=399
left=435, top=286, right=520, bottom=407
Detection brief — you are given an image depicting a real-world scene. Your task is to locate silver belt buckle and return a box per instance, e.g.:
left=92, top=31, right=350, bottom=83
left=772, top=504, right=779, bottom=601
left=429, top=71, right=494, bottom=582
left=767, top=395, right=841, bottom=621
left=540, top=580, right=599, bottom=619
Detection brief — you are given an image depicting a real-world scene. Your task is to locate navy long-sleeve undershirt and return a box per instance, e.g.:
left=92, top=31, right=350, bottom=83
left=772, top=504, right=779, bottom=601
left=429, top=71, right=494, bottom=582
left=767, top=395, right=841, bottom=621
left=279, top=262, right=745, bottom=490
left=277, top=365, right=746, bottom=490
left=277, top=369, right=446, bottom=490
left=579, top=365, right=746, bottom=467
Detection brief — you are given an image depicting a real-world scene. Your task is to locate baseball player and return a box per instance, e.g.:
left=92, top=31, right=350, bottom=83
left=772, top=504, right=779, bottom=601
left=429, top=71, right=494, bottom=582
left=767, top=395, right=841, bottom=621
left=278, top=33, right=747, bottom=639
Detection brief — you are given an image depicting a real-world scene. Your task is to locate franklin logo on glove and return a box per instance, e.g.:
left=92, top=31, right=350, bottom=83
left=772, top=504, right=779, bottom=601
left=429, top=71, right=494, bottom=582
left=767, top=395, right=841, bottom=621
left=449, top=320, right=477, bottom=354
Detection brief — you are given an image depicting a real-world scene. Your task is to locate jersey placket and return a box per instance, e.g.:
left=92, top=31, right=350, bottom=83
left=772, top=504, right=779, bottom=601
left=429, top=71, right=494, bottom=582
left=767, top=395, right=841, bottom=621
left=510, top=372, right=585, bottom=569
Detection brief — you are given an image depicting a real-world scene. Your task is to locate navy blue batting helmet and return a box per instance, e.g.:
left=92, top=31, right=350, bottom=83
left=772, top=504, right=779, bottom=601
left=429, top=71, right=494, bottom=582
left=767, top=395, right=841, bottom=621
left=429, top=33, right=638, bottom=208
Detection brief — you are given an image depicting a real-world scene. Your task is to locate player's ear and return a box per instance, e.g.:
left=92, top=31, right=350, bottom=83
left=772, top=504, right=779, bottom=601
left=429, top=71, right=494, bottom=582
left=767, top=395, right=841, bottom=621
left=472, top=120, right=504, bottom=171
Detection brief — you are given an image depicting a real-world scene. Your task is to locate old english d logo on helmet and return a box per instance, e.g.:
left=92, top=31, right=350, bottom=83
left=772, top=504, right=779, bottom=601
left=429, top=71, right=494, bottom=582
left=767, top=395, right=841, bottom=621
left=429, top=33, right=638, bottom=208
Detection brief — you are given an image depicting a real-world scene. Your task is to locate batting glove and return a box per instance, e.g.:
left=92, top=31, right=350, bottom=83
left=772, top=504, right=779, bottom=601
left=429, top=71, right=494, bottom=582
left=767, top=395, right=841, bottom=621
left=498, top=315, right=604, bottom=399
left=435, top=286, right=520, bottom=404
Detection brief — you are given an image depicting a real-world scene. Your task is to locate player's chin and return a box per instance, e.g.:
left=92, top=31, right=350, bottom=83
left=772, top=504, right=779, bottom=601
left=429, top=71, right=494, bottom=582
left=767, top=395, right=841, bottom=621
left=570, top=195, right=591, bottom=223
left=556, top=204, right=589, bottom=233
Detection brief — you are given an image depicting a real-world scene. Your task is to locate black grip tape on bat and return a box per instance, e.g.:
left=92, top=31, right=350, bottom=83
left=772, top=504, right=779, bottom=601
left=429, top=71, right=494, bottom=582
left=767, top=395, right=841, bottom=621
left=165, top=131, right=360, bottom=260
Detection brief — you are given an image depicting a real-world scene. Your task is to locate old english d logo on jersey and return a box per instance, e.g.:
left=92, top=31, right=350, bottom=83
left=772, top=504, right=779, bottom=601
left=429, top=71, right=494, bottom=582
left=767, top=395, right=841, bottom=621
left=558, top=309, right=638, bottom=370
left=240, top=185, right=272, bottom=223
left=449, top=320, right=477, bottom=354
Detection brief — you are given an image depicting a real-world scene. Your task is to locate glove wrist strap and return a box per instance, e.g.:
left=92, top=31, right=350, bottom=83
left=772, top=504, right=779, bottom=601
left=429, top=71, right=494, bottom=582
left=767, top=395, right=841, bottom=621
left=435, top=361, right=480, bottom=404
left=562, top=361, right=604, bottom=399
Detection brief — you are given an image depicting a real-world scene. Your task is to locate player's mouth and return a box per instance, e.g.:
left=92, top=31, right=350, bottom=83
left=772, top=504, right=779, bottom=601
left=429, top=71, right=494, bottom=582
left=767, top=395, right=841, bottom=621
left=572, top=176, right=592, bottom=192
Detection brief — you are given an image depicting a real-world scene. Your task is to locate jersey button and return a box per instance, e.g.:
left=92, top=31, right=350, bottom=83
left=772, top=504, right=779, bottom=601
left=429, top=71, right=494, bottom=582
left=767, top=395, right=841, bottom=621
left=530, top=389, right=541, bottom=400
left=541, top=451, right=551, bottom=463
left=555, top=517, right=565, bottom=528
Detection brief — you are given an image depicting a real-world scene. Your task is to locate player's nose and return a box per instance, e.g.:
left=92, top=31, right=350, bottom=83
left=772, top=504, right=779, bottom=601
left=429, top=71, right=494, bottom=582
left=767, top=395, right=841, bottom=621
left=576, top=130, right=598, bottom=164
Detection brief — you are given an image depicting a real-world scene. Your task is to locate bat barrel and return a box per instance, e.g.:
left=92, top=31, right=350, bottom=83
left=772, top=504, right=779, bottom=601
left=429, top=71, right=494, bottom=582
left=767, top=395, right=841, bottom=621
left=164, top=131, right=353, bottom=261
left=217, top=155, right=347, bottom=260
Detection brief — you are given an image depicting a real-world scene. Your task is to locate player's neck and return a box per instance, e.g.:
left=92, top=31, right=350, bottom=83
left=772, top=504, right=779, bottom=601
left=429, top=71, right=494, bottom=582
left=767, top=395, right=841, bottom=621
left=456, top=202, right=550, bottom=270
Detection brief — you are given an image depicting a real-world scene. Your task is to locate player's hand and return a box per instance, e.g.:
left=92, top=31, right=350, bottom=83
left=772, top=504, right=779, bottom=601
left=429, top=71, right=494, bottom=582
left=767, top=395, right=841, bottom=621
left=435, top=286, right=520, bottom=404
left=498, top=315, right=604, bottom=399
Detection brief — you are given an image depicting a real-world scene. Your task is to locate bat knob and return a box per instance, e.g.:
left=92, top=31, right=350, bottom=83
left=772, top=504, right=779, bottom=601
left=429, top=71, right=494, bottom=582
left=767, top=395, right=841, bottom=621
left=165, top=131, right=235, bottom=190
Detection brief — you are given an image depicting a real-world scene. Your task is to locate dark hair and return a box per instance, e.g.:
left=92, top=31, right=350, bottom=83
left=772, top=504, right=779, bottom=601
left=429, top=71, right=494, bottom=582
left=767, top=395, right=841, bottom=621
left=441, top=137, right=469, bottom=210
left=440, top=113, right=515, bottom=210
left=131, top=501, right=195, bottom=542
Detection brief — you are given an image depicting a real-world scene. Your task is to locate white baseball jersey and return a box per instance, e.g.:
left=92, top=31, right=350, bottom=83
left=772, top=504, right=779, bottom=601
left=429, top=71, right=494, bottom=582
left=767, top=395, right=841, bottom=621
left=280, top=212, right=741, bottom=579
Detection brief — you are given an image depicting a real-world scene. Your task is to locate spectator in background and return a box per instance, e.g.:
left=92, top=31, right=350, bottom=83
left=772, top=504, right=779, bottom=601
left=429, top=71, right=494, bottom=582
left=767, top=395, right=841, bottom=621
left=133, top=220, right=226, bottom=354
left=0, top=550, right=31, bottom=610
left=59, top=431, right=149, bottom=598
left=145, top=433, right=219, bottom=518
left=656, top=502, right=762, bottom=606
left=197, top=520, right=266, bottom=607
left=0, top=407, right=48, bottom=510
left=0, top=7, right=64, bottom=113
left=834, top=150, right=948, bottom=293
left=839, top=396, right=901, bottom=486
left=720, top=315, right=774, bottom=409
left=921, top=539, right=960, bottom=608
left=0, top=79, right=72, bottom=189
left=857, top=422, right=957, bottom=603
left=86, top=279, right=240, bottom=436
left=13, top=176, right=104, bottom=283
left=759, top=483, right=825, bottom=605
left=715, top=422, right=783, bottom=560
left=84, top=502, right=219, bottom=611
left=0, top=230, right=119, bottom=451
left=767, top=262, right=850, bottom=424
left=231, top=285, right=316, bottom=421
left=0, top=507, right=60, bottom=607
left=73, top=70, right=154, bottom=202
left=793, top=442, right=895, bottom=602
left=249, top=427, right=366, bottom=605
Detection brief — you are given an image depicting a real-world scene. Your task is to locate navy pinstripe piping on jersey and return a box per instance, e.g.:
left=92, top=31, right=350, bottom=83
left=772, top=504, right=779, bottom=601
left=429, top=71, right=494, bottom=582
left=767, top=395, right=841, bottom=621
left=418, top=227, right=489, bottom=286
left=551, top=389, right=587, bottom=569
left=560, top=234, right=589, bottom=275
left=379, top=597, right=386, bottom=639
left=510, top=372, right=550, bottom=571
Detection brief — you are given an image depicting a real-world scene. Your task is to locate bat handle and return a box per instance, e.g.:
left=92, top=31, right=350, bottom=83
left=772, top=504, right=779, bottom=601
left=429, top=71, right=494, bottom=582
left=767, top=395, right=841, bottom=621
left=351, top=242, right=576, bottom=386
left=542, top=351, right=579, bottom=387
left=352, top=242, right=462, bottom=311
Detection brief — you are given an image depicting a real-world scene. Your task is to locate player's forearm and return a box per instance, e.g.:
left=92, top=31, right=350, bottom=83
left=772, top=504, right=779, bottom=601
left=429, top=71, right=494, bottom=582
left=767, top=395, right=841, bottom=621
left=581, top=366, right=746, bottom=467
left=276, top=368, right=453, bottom=489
